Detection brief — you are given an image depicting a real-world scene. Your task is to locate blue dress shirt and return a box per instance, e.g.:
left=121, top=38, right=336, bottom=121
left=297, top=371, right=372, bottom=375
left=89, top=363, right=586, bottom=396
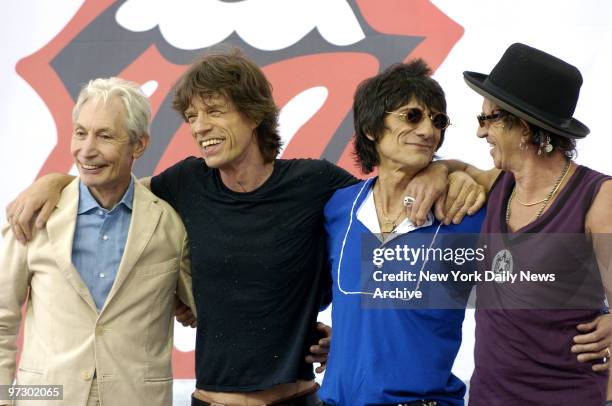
left=72, top=178, right=134, bottom=310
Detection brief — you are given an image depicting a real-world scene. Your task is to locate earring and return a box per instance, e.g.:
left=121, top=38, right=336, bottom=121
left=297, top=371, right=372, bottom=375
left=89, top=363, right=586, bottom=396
left=538, top=135, right=553, bottom=155
left=519, top=140, right=527, bottom=151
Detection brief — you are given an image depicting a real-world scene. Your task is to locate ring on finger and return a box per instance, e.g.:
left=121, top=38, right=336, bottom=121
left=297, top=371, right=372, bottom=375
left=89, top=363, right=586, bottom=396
left=605, top=347, right=611, bottom=358
left=403, top=196, right=416, bottom=207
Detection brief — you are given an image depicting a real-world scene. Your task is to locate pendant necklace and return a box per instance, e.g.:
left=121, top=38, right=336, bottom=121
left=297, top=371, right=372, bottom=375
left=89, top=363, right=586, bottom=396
left=374, top=185, right=405, bottom=234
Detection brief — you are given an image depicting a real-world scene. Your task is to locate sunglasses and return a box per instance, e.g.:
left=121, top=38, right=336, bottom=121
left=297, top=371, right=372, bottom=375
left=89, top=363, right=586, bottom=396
left=477, top=110, right=507, bottom=127
left=386, top=108, right=451, bottom=130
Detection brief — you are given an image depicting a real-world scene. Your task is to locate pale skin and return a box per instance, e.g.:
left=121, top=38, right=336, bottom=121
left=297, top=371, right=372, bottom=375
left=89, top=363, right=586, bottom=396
left=369, top=98, right=445, bottom=233
left=72, top=96, right=149, bottom=209
left=459, top=99, right=612, bottom=392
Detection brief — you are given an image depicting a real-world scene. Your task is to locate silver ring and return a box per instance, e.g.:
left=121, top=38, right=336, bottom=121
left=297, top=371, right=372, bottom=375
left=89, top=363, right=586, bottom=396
left=403, top=196, right=416, bottom=207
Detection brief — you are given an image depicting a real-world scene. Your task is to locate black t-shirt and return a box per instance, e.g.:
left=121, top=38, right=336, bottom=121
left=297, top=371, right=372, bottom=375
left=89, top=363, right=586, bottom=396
left=151, top=157, right=357, bottom=391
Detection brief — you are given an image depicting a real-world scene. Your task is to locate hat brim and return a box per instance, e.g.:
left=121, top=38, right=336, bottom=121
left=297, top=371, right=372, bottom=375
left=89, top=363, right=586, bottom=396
left=463, top=71, right=589, bottom=139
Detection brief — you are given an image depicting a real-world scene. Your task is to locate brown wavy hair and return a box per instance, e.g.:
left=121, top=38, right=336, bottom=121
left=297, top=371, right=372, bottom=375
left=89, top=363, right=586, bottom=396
left=172, top=48, right=281, bottom=162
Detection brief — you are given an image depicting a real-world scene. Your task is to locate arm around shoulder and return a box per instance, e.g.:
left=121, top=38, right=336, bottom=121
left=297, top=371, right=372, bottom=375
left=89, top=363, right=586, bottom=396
left=6, top=173, right=75, bottom=243
left=434, top=159, right=500, bottom=193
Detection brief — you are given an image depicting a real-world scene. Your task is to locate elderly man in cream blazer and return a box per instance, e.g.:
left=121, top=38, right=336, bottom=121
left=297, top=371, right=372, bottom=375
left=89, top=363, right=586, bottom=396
left=0, top=78, right=194, bottom=406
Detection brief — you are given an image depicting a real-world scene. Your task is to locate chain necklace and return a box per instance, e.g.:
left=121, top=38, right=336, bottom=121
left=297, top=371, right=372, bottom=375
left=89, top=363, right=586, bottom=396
left=515, top=196, right=549, bottom=207
left=374, top=185, right=406, bottom=234
left=506, top=159, right=571, bottom=225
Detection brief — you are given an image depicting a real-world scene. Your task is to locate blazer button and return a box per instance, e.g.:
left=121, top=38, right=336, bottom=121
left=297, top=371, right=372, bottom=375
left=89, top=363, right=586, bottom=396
left=82, top=371, right=92, bottom=381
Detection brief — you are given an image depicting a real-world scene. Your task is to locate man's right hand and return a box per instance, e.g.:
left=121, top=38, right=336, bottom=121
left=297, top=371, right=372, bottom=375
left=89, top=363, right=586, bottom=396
left=5, top=173, right=72, bottom=244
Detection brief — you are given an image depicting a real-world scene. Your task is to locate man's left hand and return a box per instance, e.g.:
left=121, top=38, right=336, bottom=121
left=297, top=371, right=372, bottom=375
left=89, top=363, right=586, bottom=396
left=441, top=171, right=486, bottom=225
left=407, top=163, right=486, bottom=226
left=572, top=313, right=611, bottom=372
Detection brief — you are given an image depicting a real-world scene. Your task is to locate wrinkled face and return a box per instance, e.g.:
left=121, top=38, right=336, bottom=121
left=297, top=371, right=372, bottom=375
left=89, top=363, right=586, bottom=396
left=477, top=98, right=522, bottom=170
left=184, top=94, right=260, bottom=169
left=372, top=98, right=442, bottom=172
left=71, top=97, right=146, bottom=199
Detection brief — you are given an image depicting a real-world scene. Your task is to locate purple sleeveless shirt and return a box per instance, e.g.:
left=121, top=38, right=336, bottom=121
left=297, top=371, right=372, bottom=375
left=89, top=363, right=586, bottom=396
left=469, top=165, right=611, bottom=405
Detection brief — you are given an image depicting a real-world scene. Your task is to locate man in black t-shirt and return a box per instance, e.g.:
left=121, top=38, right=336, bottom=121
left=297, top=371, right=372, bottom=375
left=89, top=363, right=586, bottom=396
left=151, top=50, right=357, bottom=405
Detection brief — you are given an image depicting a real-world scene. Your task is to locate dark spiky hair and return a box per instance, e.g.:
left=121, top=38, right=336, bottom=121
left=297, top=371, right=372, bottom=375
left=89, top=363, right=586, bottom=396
left=353, top=59, right=447, bottom=173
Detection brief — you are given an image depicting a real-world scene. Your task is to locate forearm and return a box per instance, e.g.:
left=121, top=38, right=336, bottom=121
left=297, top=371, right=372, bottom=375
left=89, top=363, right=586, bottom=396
left=433, top=158, right=469, bottom=173
left=434, top=159, right=499, bottom=192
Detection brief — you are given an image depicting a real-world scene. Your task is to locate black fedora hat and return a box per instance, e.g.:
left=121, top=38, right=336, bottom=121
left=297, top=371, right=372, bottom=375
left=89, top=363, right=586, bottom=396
left=463, top=43, right=589, bottom=139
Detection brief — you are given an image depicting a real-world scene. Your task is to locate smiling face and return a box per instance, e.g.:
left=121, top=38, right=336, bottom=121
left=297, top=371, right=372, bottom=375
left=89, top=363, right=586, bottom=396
left=477, top=98, right=524, bottom=170
left=71, top=96, right=147, bottom=206
left=372, top=98, right=441, bottom=173
left=184, top=94, right=261, bottom=170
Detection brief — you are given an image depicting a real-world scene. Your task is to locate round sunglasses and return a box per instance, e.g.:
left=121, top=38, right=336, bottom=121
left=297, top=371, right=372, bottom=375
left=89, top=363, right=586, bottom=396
left=386, top=108, right=451, bottom=130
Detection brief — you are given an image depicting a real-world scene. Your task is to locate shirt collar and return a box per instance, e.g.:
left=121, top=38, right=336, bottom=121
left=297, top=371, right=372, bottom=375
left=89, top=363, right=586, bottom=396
left=78, top=176, right=135, bottom=214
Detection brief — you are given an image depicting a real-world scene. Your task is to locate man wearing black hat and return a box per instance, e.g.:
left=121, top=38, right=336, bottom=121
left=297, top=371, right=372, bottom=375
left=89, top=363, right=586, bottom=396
left=462, top=43, right=612, bottom=405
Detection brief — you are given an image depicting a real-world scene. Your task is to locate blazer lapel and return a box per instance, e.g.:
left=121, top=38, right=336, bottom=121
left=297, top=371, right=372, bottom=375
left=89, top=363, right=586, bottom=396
left=102, top=180, right=162, bottom=309
left=46, top=178, right=98, bottom=314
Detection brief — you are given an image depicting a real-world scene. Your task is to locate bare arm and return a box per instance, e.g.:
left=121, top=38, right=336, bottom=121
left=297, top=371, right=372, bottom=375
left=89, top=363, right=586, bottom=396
left=407, top=160, right=494, bottom=226
left=573, top=180, right=612, bottom=392
left=436, top=159, right=501, bottom=193
left=6, top=174, right=154, bottom=244
left=6, top=173, right=74, bottom=243
left=587, top=180, right=612, bottom=295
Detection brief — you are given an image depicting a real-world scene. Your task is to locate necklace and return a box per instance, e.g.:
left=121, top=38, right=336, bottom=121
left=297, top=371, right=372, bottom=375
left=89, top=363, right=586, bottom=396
left=515, top=196, right=548, bottom=206
left=374, top=186, right=406, bottom=234
left=506, top=159, right=571, bottom=225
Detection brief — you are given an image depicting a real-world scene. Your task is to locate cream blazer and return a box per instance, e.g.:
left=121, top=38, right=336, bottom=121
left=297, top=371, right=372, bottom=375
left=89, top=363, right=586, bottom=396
left=0, top=178, right=194, bottom=405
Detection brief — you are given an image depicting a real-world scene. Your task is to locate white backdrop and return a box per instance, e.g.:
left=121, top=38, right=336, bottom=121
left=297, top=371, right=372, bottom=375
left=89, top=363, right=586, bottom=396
left=1, top=1, right=611, bottom=404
